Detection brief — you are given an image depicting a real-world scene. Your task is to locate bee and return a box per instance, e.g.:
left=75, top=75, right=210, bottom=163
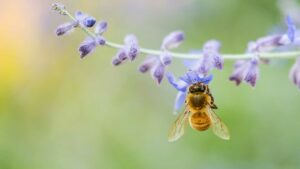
left=168, top=82, right=230, bottom=142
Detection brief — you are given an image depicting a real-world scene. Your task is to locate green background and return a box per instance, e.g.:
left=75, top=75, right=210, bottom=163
left=0, top=0, right=300, bottom=168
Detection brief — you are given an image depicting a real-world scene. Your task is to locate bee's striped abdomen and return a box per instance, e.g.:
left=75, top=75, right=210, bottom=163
left=189, top=111, right=211, bottom=131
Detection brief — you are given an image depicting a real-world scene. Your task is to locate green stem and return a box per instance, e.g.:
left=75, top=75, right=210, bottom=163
left=64, top=9, right=300, bottom=60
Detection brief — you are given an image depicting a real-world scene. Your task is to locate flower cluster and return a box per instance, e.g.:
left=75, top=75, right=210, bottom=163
left=53, top=3, right=300, bottom=113
left=138, top=31, right=185, bottom=84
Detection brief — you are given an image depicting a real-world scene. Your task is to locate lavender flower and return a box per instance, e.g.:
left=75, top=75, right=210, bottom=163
left=124, top=34, right=139, bottom=61
left=83, top=16, right=96, bottom=27
left=116, top=49, right=127, bottom=61
left=160, top=51, right=172, bottom=65
left=95, top=21, right=108, bottom=35
left=229, top=57, right=260, bottom=87
left=75, top=11, right=96, bottom=28
left=112, top=57, right=122, bottom=66
left=161, top=31, right=185, bottom=50
left=286, top=16, right=296, bottom=42
left=152, top=62, right=165, bottom=84
left=138, top=56, right=158, bottom=73
left=247, top=17, right=296, bottom=53
left=167, top=71, right=213, bottom=113
left=55, top=22, right=78, bottom=36
left=79, top=38, right=97, bottom=59
left=289, top=57, right=300, bottom=89
left=187, top=40, right=223, bottom=75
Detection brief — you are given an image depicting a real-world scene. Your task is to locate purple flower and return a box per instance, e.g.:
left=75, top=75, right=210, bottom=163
left=75, top=11, right=96, bottom=28
left=247, top=35, right=286, bottom=53
left=96, top=35, right=106, bottom=46
left=286, top=16, right=296, bottom=42
left=124, top=34, right=139, bottom=61
left=289, top=57, right=300, bottom=89
left=247, top=17, right=296, bottom=53
left=151, top=62, right=165, bottom=84
left=95, top=21, right=108, bottom=35
left=160, top=51, right=172, bottom=65
left=138, top=56, right=158, bottom=73
left=55, top=22, right=78, bottom=36
left=116, top=49, right=127, bottom=61
left=83, top=16, right=96, bottom=27
left=112, top=57, right=122, bottom=66
left=79, top=38, right=97, bottom=59
left=229, top=57, right=260, bottom=87
left=167, top=71, right=213, bottom=113
left=161, top=31, right=185, bottom=50
left=187, top=40, right=223, bottom=75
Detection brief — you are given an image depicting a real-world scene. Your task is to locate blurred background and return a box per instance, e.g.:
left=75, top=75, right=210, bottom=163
left=0, top=0, right=300, bottom=168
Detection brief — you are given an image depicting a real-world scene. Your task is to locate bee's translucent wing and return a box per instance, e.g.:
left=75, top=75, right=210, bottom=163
left=206, top=106, right=230, bottom=140
left=168, top=108, right=190, bottom=142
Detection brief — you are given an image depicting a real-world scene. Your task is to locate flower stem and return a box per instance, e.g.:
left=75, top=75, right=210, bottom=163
left=64, top=9, right=300, bottom=60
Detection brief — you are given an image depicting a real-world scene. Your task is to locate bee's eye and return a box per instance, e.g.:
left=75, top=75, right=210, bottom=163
left=189, top=84, right=206, bottom=93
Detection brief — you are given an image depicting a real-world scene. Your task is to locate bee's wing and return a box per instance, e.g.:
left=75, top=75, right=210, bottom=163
left=206, top=106, right=230, bottom=140
left=168, top=107, right=190, bottom=142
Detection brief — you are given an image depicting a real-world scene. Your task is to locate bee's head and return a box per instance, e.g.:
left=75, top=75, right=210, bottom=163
left=189, top=83, right=207, bottom=94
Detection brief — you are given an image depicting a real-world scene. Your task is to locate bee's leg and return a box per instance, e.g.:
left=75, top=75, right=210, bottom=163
left=210, top=103, right=218, bottom=109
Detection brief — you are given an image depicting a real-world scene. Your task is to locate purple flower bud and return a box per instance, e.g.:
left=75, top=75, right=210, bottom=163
left=83, top=16, right=96, bottom=27
left=95, top=21, right=108, bottom=35
left=289, top=57, right=300, bottom=89
left=75, top=11, right=87, bottom=20
left=229, top=57, right=260, bottom=87
left=112, top=57, right=122, bottom=66
left=151, top=62, right=165, bottom=84
left=161, top=31, right=185, bottom=50
left=79, top=38, right=96, bottom=59
left=138, top=56, right=158, bottom=73
left=75, top=11, right=96, bottom=28
left=286, top=16, right=296, bottom=42
left=124, top=34, right=139, bottom=61
left=229, top=62, right=249, bottom=86
left=55, top=22, right=77, bottom=36
left=257, top=35, right=283, bottom=52
left=160, top=51, right=172, bottom=65
left=95, top=35, right=106, bottom=46
left=116, top=49, right=128, bottom=61
left=244, top=59, right=259, bottom=87
left=203, top=40, right=223, bottom=70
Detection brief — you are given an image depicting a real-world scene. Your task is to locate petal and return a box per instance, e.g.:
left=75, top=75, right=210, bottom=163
left=161, top=31, right=185, bottom=50
left=138, top=56, right=158, bottom=73
left=55, top=22, right=77, bottom=36
left=229, top=60, right=250, bottom=86
left=212, top=53, right=224, bottom=70
left=183, top=59, right=198, bottom=69
left=244, top=64, right=259, bottom=87
left=166, top=72, right=187, bottom=92
left=286, top=16, right=296, bottom=42
left=124, top=34, right=139, bottom=61
left=199, top=74, right=213, bottom=84
left=95, top=21, right=108, bottom=35
left=82, top=16, right=96, bottom=27
left=173, top=92, right=186, bottom=114
left=79, top=39, right=97, bottom=59
left=151, top=63, right=165, bottom=84
left=160, top=51, right=172, bottom=65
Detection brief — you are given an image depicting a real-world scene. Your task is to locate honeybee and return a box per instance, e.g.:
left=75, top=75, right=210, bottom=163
left=168, top=82, right=230, bottom=142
